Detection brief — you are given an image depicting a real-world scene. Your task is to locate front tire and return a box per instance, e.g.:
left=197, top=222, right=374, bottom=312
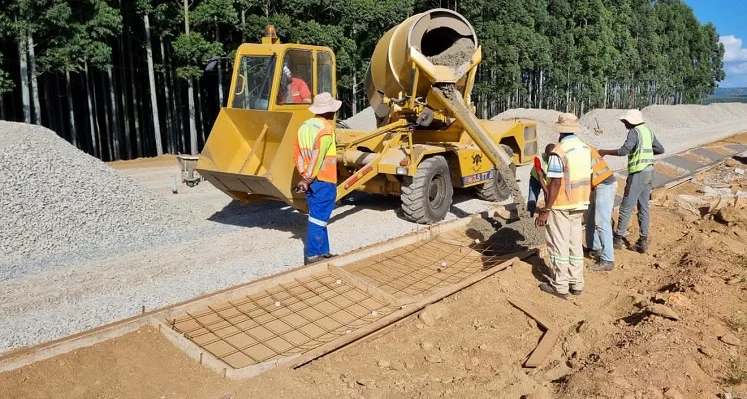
left=401, top=156, right=453, bottom=224
left=476, top=145, right=516, bottom=202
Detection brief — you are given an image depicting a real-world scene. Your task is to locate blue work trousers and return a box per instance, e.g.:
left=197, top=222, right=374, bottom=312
left=305, top=180, right=336, bottom=259
left=527, top=176, right=543, bottom=217
left=585, top=180, right=618, bottom=262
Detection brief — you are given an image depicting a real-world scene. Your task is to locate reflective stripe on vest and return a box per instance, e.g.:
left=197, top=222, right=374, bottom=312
left=628, top=124, right=655, bottom=173
left=550, top=138, right=592, bottom=210
left=529, top=154, right=549, bottom=182
left=590, top=147, right=614, bottom=188
left=294, top=117, right=337, bottom=183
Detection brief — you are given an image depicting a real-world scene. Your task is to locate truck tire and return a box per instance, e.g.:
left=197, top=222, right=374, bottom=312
left=401, top=156, right=453, bottom=224
left=476, top=145, right=517, bottom=202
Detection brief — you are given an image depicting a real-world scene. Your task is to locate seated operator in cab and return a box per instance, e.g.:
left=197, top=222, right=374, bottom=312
left=279, top=65, right=312, bottom=104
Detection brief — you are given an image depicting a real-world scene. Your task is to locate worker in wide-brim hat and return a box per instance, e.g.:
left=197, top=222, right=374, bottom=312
left=535, top=113, right=592, bottom=299
left=292, top=92, right=341, bottom=264
left=598, top=109, right=665, bottom=254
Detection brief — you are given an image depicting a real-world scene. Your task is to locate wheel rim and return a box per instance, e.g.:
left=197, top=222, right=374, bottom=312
left=428, top=174, right=446, bottom=209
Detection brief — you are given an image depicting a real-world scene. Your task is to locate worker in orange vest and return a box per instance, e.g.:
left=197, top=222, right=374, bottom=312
left=586, top=147, right=617, bottom=271
left=280, top=66, right=312, bottom=104
left=293, top=92, right=340, bottom=264
left=535, top=113, right=592, bottom=299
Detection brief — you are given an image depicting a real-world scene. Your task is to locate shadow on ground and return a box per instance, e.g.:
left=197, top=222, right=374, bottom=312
left=206, top=191, right=491, bottom=239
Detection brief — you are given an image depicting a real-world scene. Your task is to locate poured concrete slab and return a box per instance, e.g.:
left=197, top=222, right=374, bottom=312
left=652, top=171, right=680, bottom=187
left=725, top=144, right=747, bottom=154
left=659, top=155, right=706, bottom=173
left=691, top=148, right=726, bottom=163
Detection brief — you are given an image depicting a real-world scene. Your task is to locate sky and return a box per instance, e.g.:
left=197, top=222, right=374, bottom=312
left=687, top=0, right=747, bottom=88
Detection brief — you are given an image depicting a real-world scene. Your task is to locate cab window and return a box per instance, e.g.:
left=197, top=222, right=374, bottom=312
left=231, top=54, right=275, bottom=110
left=277, top=49, right=313, bottom=105
left=317, top=51, right=334, bottom=95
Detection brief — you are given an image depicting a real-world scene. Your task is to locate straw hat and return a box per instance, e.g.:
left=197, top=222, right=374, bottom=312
left=553, top=112, right=581, bottom=133
left=619, top=109, right=644, bottom=125
left=308, top=92, right=342, bottom=114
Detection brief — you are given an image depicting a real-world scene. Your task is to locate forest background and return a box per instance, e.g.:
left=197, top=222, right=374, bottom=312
left=0, top=0, right=725, bottom=160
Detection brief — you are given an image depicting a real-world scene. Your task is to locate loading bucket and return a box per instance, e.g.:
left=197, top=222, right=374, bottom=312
left=196, top=107, right=311, bottom=211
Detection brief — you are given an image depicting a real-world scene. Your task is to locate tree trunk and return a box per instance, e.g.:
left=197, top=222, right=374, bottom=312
left=84, top=62, right=98, bottom=158
left=187, top=81, right=198, bottom=155
left=27, top=32, right=42, bottom=125
left=538, top=69, right=544, bottom=109
left=101, top=71, right=113, bottom=160
left=352, top=63, right=357, bottom=115
left=127, top=37, right=142, bottom=157
left=118, top=38, right=132, bottom=159
left=65, top=70, right=77, bottom=147
left=241, top=9, right=246, bottom=42
left=18, top=36, right=31, bottom=124
left=215, top=21, right=224, bottom=107
left=184, top=0, right=198, bottom=155
left=144, top=14, right=163, bottom=156
left=196, top=79, right=205, bottom=145
left=107, top=67, right=121, bottom=160
left=160, top=38, right=175, bottom=154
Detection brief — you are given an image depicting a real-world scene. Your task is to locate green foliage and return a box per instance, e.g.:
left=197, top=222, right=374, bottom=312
left=172, top=32, right=223, bottom=79
left=0, top=54, right=12, bottom=93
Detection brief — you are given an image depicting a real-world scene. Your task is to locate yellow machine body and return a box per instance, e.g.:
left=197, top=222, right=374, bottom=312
left=196, top=9, right=538, bottom=219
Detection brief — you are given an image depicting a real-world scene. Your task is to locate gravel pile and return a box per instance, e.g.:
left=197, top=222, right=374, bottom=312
left=495, top=103, right=747, bottom=172
left=0, top=122, right=192, bottom=266
left=341, top=106, right=376, bottom=131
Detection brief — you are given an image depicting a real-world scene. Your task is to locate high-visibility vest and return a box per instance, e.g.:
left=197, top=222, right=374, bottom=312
left=550, top=137, right=592, bottom=210
left=293, top=117, right=337, bottom=183
left=628, top=124, right=655, bottom=173
left=529, top=154, right=549, bottom=182
left=590, top=147, right=614, bottom=188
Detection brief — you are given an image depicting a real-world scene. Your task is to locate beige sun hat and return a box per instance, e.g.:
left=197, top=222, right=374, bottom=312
left=308, top=92, right=342, bottom=114
left=619, top=109, right=644, bottom=125
left=553, top=112, right=581, bottom=134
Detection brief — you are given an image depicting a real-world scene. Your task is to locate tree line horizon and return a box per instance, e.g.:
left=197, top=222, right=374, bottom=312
left=0, top=0, right=725, bottom=161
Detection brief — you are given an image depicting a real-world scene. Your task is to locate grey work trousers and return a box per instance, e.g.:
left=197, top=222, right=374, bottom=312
left=616, top=165, right=653, bottom=238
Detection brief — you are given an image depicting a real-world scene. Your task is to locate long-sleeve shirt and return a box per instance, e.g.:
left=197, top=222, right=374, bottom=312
left=616, top=127, right=665, bottom=156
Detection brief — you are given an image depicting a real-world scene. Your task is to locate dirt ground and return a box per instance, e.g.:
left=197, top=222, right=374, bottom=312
left=1, top=155, right=746, bottom=399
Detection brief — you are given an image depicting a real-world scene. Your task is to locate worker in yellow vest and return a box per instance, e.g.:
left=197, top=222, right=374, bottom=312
left=527, top=144, right=555, bottom=217
left=598, top=109, right=664, bottom=254
left=292, top=92, right=341, bottom=265
left=535, top=113, right=592, bottom=299
left=586, top=147, right=617, bottom=271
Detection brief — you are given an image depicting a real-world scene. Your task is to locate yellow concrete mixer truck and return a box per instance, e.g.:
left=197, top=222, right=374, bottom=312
left=195, top=8, right=538, bottom=224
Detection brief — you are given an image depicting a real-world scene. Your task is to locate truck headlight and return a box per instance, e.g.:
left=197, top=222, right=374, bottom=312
left=396, top=167, right=408, bottom=175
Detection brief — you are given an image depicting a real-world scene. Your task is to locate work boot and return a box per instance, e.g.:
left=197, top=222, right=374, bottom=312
left=321, top=253, right=337, bottom=259
left=590, top=260, right=615, bottom=271
left=613, top=234, right=626, bottom=250
left=304, top=255, right=323, bottom=265
left=633, top=236, right=649, bottom=254
left=539, top=282, right=568, bottom=299
left=569, top=288, right=583, bottom=296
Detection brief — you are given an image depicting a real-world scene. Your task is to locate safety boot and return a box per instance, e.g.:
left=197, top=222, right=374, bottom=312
left=633, top=236, right=649, bottom=254
left=613, top=234, right=626, bottom=250
left=590, top=260, right=614, bottom=271
left=304, top=255, right=324, bottom=265
left=539, top=282, right=568, bottom=299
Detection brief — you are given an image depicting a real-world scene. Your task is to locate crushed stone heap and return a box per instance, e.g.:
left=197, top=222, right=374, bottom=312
left=0, top=121, right=190, bottom=263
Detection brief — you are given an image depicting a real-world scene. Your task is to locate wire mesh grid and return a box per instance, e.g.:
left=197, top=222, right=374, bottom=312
left=169, top=272, right=397, bottom=369
left=345, top=229, right=516, bottom=298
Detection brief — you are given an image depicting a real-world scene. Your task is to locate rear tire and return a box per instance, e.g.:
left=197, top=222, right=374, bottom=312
left=401, top=156, right=453, bottom=224
left=476, top=145, right=517, bottom=202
